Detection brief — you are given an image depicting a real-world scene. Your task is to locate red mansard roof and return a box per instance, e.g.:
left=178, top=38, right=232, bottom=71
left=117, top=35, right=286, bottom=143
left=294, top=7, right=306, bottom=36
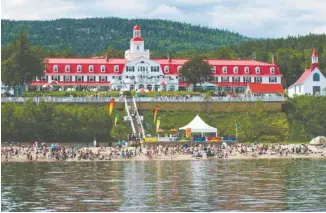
left=248, top=83, right=284, bottom=93
left=131, top=37, right=144, bottom=41
left=133, top=25, right=141, bottom=30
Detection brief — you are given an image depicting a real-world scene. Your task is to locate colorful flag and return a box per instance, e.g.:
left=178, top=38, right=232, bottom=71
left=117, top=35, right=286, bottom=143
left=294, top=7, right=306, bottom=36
left=109, top=98, right=115, bottom=116
left=114, top=113, right=120, bottom=125
left=154, top=106, right=159, bottom=123
left=156, top=116, right=161, bottom=132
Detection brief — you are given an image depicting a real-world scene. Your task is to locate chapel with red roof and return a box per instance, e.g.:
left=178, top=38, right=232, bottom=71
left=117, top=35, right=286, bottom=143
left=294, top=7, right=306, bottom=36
left=32, top=25, right=284, bottom=93
left=288, top=48, right=326, bottom=97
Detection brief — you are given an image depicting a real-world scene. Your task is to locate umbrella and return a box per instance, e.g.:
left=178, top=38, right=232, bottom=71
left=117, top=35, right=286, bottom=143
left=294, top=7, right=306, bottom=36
left=48, top=80, right=58, bottom=84
left=309, top=136, right=326, bottom=145
left=42, top=84, right=53, bottom=88
left=159, top=81, right=168, bottom=85
left=136, top=88, right=146, bottom=93
left=169, top=129, right=177, bottom=132
left=157, top=128, right=165, bottom=133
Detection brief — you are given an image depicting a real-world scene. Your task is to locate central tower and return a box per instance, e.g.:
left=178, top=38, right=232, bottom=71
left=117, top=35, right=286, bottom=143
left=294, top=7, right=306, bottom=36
left=125, top=25, right=150, bottom=61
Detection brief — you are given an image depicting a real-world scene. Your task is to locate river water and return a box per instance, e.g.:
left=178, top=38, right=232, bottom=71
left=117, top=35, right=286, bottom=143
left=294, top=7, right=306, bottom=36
left=1, top=159, right=326, bottom=212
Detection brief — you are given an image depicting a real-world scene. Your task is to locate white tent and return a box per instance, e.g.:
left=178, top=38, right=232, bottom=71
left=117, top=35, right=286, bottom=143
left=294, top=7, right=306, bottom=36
left=309, top=136, right=326, bottom=145
left=179, top=115, right=217, bottom=136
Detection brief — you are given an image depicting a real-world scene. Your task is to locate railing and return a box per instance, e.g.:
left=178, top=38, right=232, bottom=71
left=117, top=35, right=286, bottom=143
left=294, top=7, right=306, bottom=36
left=133, top=96, right=145, bottom=138
left=1, top=96, right=285, bottom=103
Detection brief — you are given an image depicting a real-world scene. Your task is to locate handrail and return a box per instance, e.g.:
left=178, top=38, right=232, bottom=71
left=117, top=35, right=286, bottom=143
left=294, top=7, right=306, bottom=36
left=124, top=97, right=136, bottom=134
left=133, top=96, right=145, bottom=139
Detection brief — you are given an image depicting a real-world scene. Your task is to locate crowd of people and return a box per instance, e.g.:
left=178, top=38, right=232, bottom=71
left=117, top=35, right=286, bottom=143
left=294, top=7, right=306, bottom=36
left=2, top=141, right=326, bottom=162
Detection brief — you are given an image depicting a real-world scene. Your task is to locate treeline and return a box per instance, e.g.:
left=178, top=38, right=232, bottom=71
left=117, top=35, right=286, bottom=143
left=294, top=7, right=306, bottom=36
left=1, top=18, right=249, bottom=56
left=2, top=97, right=325, bottom=143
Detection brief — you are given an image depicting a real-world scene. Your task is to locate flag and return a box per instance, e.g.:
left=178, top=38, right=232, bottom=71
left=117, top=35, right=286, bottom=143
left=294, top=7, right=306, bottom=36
left=109, top=98, right=115, bottom=116
left=156, top=116, right=161, bottom=132
left=114, top=113, right=120, bottom=125
left=154, top=106, right=159, bottom=123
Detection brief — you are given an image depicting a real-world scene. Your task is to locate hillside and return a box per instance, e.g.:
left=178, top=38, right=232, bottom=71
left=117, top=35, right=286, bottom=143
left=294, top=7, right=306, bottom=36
left=1, top=17, right=251, bottom=56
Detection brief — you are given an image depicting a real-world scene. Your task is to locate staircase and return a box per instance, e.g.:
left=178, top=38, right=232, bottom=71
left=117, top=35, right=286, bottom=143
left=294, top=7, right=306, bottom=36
left=124, top=97, right=145, bottom=138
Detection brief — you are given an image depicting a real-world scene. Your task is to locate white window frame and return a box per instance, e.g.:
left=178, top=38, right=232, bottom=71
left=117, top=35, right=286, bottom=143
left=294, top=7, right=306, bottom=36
left=88, top=76, right=95, bottom=82
left=233, top=66, right=238, bottom=74
left=76, top=76, right=83, bottom=82
left=164, top=66, right=169, bottom=73
left=64, top=76, right=71, bottom=82
left=222, top=66, right=227, bottom=74
left=270, top=67, right=275, bottom=74
left=100, top=65, right=106, bottom=73
left=114, top=65, right=119, bottom=73
left=53, top=76, right=59, bottom=81
left=177, top=66, right=182, bottom=73
left=244, top=67, right=249, bottom=74
left=255, top=67, right=260, bottom=74
left=53, top=65, right=58, bottom=72
left=65, top=65, right=70, bottom=72
left=100, top=76, right=107, bottom=82
left=89, top=65, right=94, bottom=72
left=77, top=65, right=82, bottom=72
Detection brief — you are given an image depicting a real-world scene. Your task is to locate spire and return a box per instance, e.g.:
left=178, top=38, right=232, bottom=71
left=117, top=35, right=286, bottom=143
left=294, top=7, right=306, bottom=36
left=133, top=24, right=141, bottom=37
left=311, top=48, right=319, bottom=69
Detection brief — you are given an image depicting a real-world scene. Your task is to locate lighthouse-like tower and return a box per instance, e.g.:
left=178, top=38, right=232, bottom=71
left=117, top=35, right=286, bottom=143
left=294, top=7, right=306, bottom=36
left=125, top=25, right=150, bottom=61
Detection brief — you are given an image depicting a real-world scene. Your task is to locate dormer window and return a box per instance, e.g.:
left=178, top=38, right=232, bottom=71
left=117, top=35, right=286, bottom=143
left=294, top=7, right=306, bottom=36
left=245, top=67, right=249, bottom=74
left=211, top=66, right=216, bottom=73
left=77, top=65, right=82, bottom=72
left=255, top=67, right=260, bottom=74
left=53, top=65, right=58, bottom=72
left=65, top=65, right=70, bottom=72
left=233, top=66, right=238, bottom=74
left=114, top=65, right=119, bottom=72
left=101, top=65, right=105, bottom=72
left=177, top=66, right=182, bottom=73
left=222, top=66, right=227, bottom=74
left=89, top=65, right=94, bottom=72
left=270, top=67, right=275, bottom=74
left=164, top=66, right=169, bottom=73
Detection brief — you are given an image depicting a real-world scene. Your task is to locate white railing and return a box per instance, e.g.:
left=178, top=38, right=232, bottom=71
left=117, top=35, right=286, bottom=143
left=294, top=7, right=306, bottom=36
left=1, top=96, right=285, bottom=103
left=133, top=96, right=145, bottom=138
left=124, top=97, right=136, bottom=134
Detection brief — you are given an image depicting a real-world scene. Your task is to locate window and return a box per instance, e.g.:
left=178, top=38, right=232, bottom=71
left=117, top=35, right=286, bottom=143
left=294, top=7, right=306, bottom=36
left=233, top=77, right=240, bottom=82
left=40, top=76, right=47, bottom=81
left=64, top=76, right=71, bottom=82
left=211, top=66, right=216, bottom=73
left=89, top=65, right=94, bottom=72
left=137, top=46, right=140, bottom=50
left=53, top=76, right=59, bottom=81
left=127, top=66, right=135, bottom=72
left=100, top=76, right=107, bottom=82
left=254, top=77, right=262, bottom=83
left=101, top=65, right=105, bottom=72
left=151, top=66, right=159, bottom=72
left=77, top=65, right=82, bottom=72
left=255, top=67, right=260, bottom=74
left=270, top=67, right=275, bottom=74
left=244, top=67, right=249, bottom=74
left=222, top=66, right=227, bottom=73
left=65, top=65, right=70, bottom=72
left=76, top=76, right=83, bottom=82
left=88, top=76, right=95, bottom=82
left=269, top=77, right=277, bottom=83
left=233, top=66, right=238, bottom=74
left=244, top=77, right=251, bottom=83
left=221, top=77, right=229, bottom=82
left=313, top=73, right=320, bottom=81
left=114, top=65, right=119, bottom=72
left=178, top=66, right=182, bottom=73
left=53, top=65, right=58, bottom=72
left=164, top=66, right=169, bottom=73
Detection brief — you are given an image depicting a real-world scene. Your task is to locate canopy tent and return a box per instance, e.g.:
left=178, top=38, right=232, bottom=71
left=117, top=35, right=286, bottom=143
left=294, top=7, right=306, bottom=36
left=309, top=136, right=326, bottom=145
left=179, top=115, right=217, bottom=136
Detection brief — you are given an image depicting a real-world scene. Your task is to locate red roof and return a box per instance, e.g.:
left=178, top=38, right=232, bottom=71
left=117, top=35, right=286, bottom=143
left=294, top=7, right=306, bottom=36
left=133, top=25, right=141, bottom=30
left=213, top=82, right=248, bottom=87
left=31, top=81, right=111, bottom=86
left=178, top=82, right=191, bottom=87
left=312, top=48, right=318, bottom=57
left=290, top=68, right=312, bottom=87
left=131, top=36, right=144, bottom=41
left=248, top=83, right=284, bottom=93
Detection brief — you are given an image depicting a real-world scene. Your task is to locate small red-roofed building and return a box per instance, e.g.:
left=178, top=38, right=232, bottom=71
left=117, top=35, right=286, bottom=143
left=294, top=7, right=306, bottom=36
left=288, top=48, right=326, bottom=97
left=31, top=25, right=284, bottom=93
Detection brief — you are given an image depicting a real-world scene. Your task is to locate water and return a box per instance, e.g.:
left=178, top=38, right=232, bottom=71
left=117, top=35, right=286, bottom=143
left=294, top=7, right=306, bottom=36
left=1, top=159, right=326, bottom=212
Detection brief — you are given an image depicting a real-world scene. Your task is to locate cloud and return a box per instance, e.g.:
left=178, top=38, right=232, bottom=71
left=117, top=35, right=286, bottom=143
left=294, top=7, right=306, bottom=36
left=1, top=0, right=326, bottom=38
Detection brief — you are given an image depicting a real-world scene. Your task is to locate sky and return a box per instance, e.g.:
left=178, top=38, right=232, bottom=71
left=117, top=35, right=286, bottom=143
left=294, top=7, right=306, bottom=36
left=1, top=0, right=326, bottom=38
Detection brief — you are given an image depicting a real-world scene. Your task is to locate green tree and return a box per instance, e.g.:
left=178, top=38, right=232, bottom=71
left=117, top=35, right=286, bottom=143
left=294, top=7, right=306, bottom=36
left=1, top=31, right=44, bottom=86
left=180, top=56, right=213, bottom=91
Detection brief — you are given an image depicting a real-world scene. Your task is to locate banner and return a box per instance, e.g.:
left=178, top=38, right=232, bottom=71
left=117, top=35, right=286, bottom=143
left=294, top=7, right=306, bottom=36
left=154, top=106, right=159, bottom=123
left=156, top=116, right=161, bottom=132
left=109, top=98, right=115, bottom=116
left=186, top=128, right=191, bottom=137
left=114, top=113, right=120, bottom=125
left=144, top=137, right=158, bottom=143
left=207, top=137, right=221, bottom=142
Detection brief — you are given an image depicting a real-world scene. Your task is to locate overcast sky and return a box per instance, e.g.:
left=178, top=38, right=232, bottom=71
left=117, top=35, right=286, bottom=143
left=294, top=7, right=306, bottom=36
left=1, top=0, right=326, bottom=38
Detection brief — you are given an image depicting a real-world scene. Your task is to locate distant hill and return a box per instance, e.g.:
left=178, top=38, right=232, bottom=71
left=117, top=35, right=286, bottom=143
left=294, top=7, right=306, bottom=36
left=1, top=17, right=251, bottom=56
